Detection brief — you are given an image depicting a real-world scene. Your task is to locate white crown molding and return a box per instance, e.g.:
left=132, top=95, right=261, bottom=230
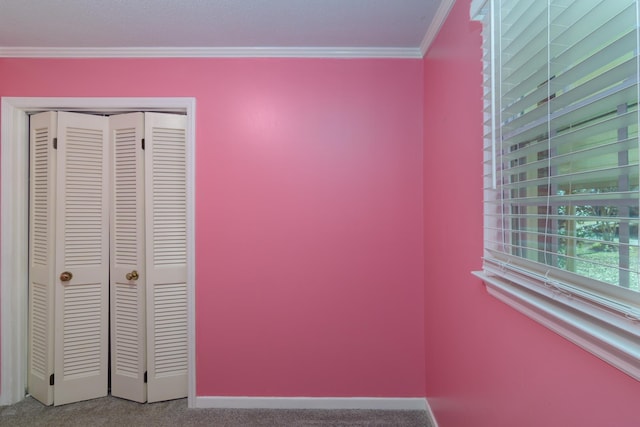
left=0, top=46, right=422, bottom=59
left=420, top=0, right=456, bottom=57
left=194, top=396, right=428, bottom=410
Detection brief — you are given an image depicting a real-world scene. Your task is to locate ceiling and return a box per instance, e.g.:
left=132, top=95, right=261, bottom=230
left=0, top=0, right=453, bottom=58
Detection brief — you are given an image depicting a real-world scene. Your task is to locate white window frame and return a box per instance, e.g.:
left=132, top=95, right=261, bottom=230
left=471, top=0, right=640, bottom=381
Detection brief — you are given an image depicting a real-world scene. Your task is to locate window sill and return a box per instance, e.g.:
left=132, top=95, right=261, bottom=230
left=472, top=271, right=640, bottom=381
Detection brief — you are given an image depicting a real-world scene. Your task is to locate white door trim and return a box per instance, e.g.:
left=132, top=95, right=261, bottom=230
left=0, top=97, right=197, bottom=407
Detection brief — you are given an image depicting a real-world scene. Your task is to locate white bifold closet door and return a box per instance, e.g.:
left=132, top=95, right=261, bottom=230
left=142, top=113, right=189, bottom=403
left=28, top=111, right=109, bottom=406
left=28, top=111, right=187, bottom=406
left=109, top=113, right=146, bottom=402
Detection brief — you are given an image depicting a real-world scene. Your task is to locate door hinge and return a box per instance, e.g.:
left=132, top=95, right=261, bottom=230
left=49, top=373, right=55, bottom=386
left=144, top=371, right=147, bottom=383
left=141, top=138, right=145, bottom=150
left=53, top=138, right=58, bottom=150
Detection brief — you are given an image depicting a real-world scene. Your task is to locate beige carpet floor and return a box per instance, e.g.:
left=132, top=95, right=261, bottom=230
left=0, top=395, right=433, bottom=426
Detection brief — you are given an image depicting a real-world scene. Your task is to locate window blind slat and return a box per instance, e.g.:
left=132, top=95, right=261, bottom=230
left=500, top=111, right=638, bottom=160
left=501, top=139, right=639, bottom=177
left=503, top=79, right=636, bottom=145
left=501, top=2, right=546, bottom=44
left=503, top=57, right=636, bottom=134
left=550, top=2, right=634, bottom=70
left=501, top=168, right=637, bottom=195
left=550, top=58, right=637, bottom=113
left=502, top=28, right=546, bottom=80
left=501, top=53, right=547, bottom=104
left=501, top=5, right=634, bottom=107
left=488, top=191, right=638, bottom=207
left=504, top=31, right=636, bottom=118
left=482, top=250, right=640, bottom=307
left=488, top=212, right=639, bottom=223
left=501, top=0, right=534, bottom=24
left=549, top=0, right=603, bottom=33
left=487, top=232, right=636, bottom=251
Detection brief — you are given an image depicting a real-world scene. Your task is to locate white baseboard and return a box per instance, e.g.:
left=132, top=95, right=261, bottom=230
left=425, top=398, right=439, bottom=427
left=194, top=396, right=428, bottom=411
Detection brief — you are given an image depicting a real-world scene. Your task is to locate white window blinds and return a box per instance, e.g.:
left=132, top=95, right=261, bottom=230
left=473, top=0, right=640, bottom=380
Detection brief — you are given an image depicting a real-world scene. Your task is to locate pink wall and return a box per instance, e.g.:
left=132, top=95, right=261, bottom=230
left=423, top=1, right=640, bottom=426
left=0, top=57, right=425, bottom=397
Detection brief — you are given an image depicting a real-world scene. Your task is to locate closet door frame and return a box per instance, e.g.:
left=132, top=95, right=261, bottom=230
left=0, top=97, right=196, bottom=407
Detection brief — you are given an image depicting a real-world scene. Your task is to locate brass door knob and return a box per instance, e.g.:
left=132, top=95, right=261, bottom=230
left=126, top=270, right=139, bottom=281
left=60, top=271, right=73, bottom=282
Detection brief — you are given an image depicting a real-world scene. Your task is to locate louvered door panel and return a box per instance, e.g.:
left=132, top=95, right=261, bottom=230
left=145, top=113, right=188, bottom=402
left=62, top=283, right=103, bottom=376
left=54, top=111, right=109, bottom=406
left=152, top=283, right=188, bottom=376
left=109, top=113, right=147, bottom=402
left=28, top=112, right=57, bottom=405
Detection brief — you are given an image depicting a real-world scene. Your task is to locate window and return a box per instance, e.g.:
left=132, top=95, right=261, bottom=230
left=472, top=0, right=640, bottom=380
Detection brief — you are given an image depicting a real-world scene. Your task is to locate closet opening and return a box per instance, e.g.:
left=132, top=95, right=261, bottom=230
left=0, top=98, right=196, bottom=407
